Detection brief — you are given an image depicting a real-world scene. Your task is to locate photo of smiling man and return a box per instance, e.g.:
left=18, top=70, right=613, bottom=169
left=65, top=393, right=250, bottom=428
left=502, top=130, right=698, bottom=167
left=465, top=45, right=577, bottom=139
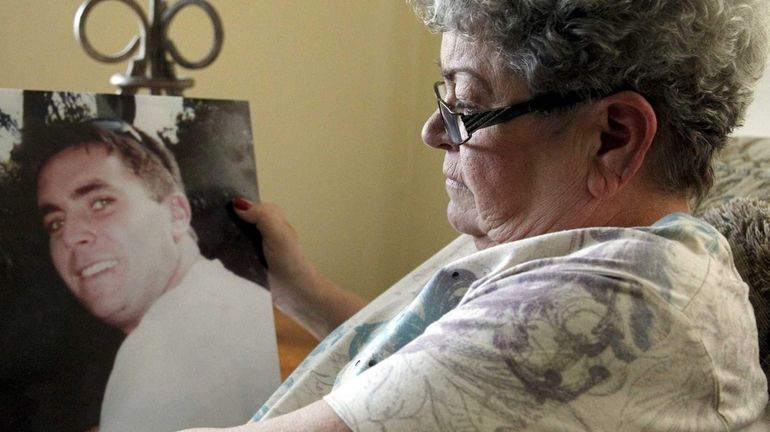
left=35, top=123, right=192, bottom=335
left=2, top=90, right=280, bottom=432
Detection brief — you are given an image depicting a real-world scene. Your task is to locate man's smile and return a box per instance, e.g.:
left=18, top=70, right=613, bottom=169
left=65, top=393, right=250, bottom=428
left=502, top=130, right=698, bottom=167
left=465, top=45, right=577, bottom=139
left=79, top=259, right=118, bottom=278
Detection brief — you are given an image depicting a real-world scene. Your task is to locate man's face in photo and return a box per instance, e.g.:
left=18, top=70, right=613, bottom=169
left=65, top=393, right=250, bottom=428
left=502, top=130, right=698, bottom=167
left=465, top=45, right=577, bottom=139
left=36, top=145, right=186, bottom=332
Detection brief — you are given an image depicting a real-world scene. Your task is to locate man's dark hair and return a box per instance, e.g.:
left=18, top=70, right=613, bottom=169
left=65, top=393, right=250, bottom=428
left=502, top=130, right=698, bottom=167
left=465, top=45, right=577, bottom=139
left=12, top=119, right=183, bottom=202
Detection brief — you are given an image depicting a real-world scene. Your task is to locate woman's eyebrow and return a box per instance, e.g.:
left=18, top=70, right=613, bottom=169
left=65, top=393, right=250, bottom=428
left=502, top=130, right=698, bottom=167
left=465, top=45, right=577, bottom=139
left=441, top=66, right=484, bottom=81
left=437, top=62, right=494, bottom=97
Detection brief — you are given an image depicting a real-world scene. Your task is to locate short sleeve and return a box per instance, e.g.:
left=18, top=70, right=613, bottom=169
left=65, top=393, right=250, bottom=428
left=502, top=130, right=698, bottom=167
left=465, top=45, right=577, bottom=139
left=324, top=269, right=725, bottom=431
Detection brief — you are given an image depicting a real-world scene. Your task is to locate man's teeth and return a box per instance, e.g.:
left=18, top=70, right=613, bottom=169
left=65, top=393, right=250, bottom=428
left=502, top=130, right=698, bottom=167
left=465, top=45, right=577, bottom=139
left=81, top=260, right=118, bottom=277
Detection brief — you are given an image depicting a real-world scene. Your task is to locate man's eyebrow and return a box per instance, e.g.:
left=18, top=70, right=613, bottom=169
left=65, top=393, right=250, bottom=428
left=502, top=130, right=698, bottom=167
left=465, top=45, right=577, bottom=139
left=71, top=180, right=110, bottom=200
left=39, top=203, right=61, bottom=218
left=38, top=180, right=111, bottom=217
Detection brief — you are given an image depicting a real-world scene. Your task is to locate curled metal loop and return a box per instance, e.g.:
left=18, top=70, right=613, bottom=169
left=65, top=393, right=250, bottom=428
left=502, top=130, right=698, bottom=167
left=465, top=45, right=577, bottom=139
left=74, top=0, right=149, bottom=63
left=161, top=0, right=224, bottom=69
left=73, top=0, right=223, bottom=94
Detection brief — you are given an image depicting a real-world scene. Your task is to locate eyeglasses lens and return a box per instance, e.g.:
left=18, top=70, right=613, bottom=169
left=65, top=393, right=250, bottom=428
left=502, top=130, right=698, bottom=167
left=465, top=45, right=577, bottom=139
left=435, top=83, right=469, bottom=145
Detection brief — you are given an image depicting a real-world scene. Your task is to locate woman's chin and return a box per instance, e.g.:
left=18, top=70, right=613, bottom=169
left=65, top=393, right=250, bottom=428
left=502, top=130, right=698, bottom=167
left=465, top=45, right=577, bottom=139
left=471, top=235, right=498, bottom=250
left=446, top=202, right=486, bottom=238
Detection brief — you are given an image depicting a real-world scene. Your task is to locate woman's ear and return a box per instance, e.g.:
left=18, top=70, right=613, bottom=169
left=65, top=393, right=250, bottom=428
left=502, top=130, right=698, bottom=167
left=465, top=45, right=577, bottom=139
left=165, top=192, right=193, bottom=241
left=586, top=91, right=657, bottom=199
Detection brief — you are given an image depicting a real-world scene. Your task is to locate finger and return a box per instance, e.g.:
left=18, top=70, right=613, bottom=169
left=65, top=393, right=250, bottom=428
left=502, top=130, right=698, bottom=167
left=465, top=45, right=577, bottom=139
left=232, top=199, right=296, bottom=241
left=232, top=197, right=257, bottom=222
left=232, top=199, right=278, bottom=227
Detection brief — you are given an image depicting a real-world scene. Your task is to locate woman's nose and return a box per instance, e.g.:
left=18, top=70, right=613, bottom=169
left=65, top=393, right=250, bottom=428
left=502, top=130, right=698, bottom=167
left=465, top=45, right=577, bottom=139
left=422, top=109, right=458, bottom=151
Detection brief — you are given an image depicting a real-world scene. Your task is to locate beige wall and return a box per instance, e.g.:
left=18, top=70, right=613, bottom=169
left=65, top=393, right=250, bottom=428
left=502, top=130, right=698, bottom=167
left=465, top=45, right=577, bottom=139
left=735, top=59, right=770, bottom=137
left=0, top=0, right=457, bottom=299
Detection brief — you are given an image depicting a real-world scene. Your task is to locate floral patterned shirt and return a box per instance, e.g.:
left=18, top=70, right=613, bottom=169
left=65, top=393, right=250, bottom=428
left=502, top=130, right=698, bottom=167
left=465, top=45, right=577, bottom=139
left=256, top=213, right=768, bottom=431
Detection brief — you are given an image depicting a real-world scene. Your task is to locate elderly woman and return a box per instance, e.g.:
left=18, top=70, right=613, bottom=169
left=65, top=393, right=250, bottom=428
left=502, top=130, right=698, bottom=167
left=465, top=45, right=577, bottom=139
left=187, top=0, right=770, bottom=430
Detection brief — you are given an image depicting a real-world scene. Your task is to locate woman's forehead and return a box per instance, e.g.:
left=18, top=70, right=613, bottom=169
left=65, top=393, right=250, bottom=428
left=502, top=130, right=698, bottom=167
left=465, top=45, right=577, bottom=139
left=440, top=33, right=496, bottom=76
left=440, top=32, right=530, bottom=100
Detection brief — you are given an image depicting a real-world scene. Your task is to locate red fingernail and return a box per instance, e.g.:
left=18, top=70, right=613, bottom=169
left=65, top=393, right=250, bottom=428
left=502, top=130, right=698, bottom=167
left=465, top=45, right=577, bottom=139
left=233, top=197, right=252, bottom=211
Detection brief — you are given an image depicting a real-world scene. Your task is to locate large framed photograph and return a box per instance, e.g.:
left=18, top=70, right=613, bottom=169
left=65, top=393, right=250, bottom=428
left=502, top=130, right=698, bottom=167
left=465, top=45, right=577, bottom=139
left=0, top=89, right=279, bottom=431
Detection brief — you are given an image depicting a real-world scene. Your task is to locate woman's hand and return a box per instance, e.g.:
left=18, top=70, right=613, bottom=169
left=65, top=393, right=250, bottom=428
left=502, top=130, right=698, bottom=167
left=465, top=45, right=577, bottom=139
left=233, top=199, right=366, bottom=339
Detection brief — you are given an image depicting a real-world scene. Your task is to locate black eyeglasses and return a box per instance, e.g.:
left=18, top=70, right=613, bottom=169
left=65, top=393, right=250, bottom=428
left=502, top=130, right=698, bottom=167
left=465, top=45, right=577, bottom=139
left=87, top=118, right=180, bottom=182
left=88, top=118, right=145, bottom=143
left=434, top=81, right=592, bottom=145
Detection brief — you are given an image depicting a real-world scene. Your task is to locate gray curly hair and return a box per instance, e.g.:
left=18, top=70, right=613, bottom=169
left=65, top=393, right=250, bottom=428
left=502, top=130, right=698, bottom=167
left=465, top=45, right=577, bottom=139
left=409, top=0, right=769, bottom=201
